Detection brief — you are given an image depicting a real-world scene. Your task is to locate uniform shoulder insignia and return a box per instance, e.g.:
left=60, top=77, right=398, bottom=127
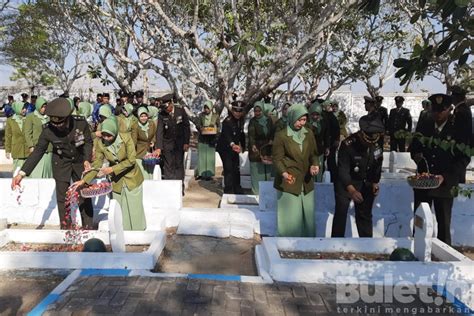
left=343, top=135, right=356, bottom=146
left=224, top=116, right=232, bottom=122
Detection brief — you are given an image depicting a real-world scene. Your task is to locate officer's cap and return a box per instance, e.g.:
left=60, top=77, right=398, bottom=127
left=449, top=85, right=467, bottom=97
left=118, top=90, right=129, bottom=97
left=395, top=96, right=405, bottom=103
left=359, top=114, right=385, bottom=134
left=134, top=90, right=144, bottom=98
left=428, top=94, right=452, bottom=112
left=160, top=93, right=176, bottom=103
left=45, top=98, right=73, bottom=117
left=363, top=96, right=375, bottom=103
left=21, top=93, right=28, bottom=98
left=231, top=101, right=246, bottom=112
left=375, top=95, right=384, bottom=102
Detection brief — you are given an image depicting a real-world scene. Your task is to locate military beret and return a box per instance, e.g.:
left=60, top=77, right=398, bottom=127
left=45, top=98, right=73, bottom=117
left=231, top=101, right=246, bottom=112
left=395, top=96, right=405, bottom=102
left=118, top=90, right=128, bottom=97
left=359, top=114, right=385, bottom=134
left=421, top=99, right=431, bottom=106
left=134, top=90, right=144, bottom=98
left=375, top=96, right=384, bottom=102
left=364, top=96, right=375, bottom=103
left=428, top=94, right=452, bottom=112
left=102, top=93, right=110, bottom=98
left=449, top=85, right=467, bottom=96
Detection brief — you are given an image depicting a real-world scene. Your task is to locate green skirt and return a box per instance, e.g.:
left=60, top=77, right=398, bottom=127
left=112, top=184, right=146, bottom=231
left=12, top=159, right=26, bottom=173
left=136, top=159, right=154, bottom=180
left=277, top=189, right=315, bottom=237
left=197, top=141, right=215, bottom=178
left=29, top=152, right=53, bottom=178
left=250, top=161, right=273, bottom=195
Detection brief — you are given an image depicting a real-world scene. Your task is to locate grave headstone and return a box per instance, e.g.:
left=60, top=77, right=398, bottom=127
left=109, top=199, right=126, bottom=253
left=414, top=202, right=433, bottom=262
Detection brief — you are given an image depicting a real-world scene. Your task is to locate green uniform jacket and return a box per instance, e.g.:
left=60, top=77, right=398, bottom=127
left=274, top=118, right=287, bottom=133
left=84, top=133, right=144, bottom=193
left=5, top=117, right=29, bottom=159
left=134, top=120, right=157, bottom=159
left=23, top=114, right=52, bottom=152
left=272, top=128, right=319, bottom=196
left=248, top=117, right=274, bottom=162
left=118, top=115, right=139, bottom=136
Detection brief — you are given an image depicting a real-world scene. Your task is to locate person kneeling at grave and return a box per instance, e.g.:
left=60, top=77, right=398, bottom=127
left=331, top=113, right=384, bottom=238
left=76, top=117, right=147, bottom=231
left=272, top=103, right=319, bottom=237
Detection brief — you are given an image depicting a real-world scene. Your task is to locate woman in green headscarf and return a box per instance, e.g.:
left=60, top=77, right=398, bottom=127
left=117, top=103, right=138, bottom=139
left=78, top=102, right=93, bottom=121
left=195, top=100, right=220, bottom=180
left=5, top=101, right=30, bottom=172
left=308, top=102, right=330, bottom=182
left=248, top=101, right=274, bottom=194
left=80, top=117, right=146, bottom=231
left=134, top=106, right=157, bottom=180
left=274, top=102, right=291, bottom=132
left=272, top=103, right=320, bottom=237
left=22, top=97, right=53, bottom=178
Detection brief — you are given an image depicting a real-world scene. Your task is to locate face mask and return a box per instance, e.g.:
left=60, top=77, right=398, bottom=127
left=102, top=139, right=113, bottom=146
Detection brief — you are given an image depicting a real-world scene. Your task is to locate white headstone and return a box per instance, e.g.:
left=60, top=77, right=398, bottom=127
left=153, top=165, right=162, bottom=180
left=414, top=202, right=433, bottom=262
left=109, top=199, right=126, bottom=253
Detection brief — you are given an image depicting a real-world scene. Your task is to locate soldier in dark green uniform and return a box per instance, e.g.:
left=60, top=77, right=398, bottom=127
left=417, top=99, right=431, bottom=129
left=248, top=101, right=274, bottom=194
left=23, top=97, right=53, bottom=178
left=388, top=96, right=412, bottom=152
left=195, top=100, right=220, bottom=180
left=217, top=101, right=246, bottom=194
left=375, top=96, right=389, bottom=130
left=11, top=98, right=94, bottom=229
left=331, top=113, right=384, bottom=238
left=410, top=94, right=468, bottom=245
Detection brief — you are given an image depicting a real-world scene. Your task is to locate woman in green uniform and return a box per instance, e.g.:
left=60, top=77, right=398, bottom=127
left=77, top=102, right=94, bottom=123
left=80, top=118, right=146, bottom=231
left=274, top=102, right=291, bottom=132
left=117, top=103, right=138, bottom=138
left=94, top=105, right=115, bottom=138
left=308, top=102, right=329, bottom=182
left=5, top=101, right=29, bottom=172
left=195, top=100, right=220, bottom=180
left=134, top=107, right=157, bottom=180
left=23, top=97, right=53, bottom=178
left=272, top=103, right=319, bottom=237
left=248, top=101, right=274, bottom=194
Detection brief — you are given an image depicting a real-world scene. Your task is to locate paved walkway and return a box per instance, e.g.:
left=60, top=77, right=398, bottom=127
left=42, top=276, right=463, bottom=315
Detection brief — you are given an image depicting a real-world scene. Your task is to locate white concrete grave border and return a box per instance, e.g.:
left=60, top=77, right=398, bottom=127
left=0, top=200, right=166, bottom=270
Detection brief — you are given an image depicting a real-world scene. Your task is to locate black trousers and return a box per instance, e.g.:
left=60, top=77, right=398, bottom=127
left=327, top=147, right=338, bottom=182
left=332, top=182, right=375, bottom=237
left=56, top=179, right=93, bottom=229
left=161, top=147, right=185, bottom=181
left=390, top=135, right=406, bottom=152
left=218, top=149, right=242, bottom=194
left=413, top=189, right=453, bottom=245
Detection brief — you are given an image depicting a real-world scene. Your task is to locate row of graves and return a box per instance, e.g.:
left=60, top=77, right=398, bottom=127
left=0, top=149, right=473, bottom=312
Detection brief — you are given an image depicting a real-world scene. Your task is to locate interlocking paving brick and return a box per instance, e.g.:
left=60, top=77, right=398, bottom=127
left=109, top=292, right=129, bottom=306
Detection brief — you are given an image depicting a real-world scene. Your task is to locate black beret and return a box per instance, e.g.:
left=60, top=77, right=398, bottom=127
left=160, top=93, right=176, bottom=103
left=96, top=93, right=103, bottom=98
left=359, top=114, right=385, bottom=134
left=21, top=93, right=28, bottom=98
left=31, top=95, right=38, bottom=99
left=134, top=90, right=144, bottom=97
left=45, top=98, right=73, bottom=117
left=428, top=94, right=452, bottom=112
left=395, top=96, right=405, bottom=102
left=231, top=101, right=246, bottom=112
left=364, top=96, right=375, bottom=103
left=118, top=90, right=129, bottom=97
